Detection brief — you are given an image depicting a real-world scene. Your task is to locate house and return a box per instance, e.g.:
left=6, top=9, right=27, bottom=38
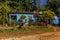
left=8, top=11, right=43, bottom=23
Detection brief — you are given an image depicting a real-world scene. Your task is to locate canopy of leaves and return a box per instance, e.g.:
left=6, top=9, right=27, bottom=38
left=20, top=15, right=26, bottom=20
left=43, top=10, right=55, bottom=20
left=0, top=2, right=11, bottom=23
left=0, top=0, right=38, bottom=12
left=47, top=0, right=60, bottom=12
left=36, top=6, right=50, bottom=12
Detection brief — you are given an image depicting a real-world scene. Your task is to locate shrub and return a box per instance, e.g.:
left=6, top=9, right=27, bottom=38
left=0, top=29, right=3, bottom=32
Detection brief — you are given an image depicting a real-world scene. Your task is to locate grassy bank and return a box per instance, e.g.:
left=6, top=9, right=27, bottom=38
left=0, top=26, right=54, bottom=33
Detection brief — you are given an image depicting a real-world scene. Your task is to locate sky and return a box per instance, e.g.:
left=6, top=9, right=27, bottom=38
left=31, top=0, right=47, bottom=6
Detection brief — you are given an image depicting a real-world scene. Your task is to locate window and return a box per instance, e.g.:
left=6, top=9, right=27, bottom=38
left=28, top=16, right=32, bottom=20
left=11, top=15, right=17, bottom=20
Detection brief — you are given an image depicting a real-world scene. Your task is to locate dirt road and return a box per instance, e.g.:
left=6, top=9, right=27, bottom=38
left=40, top=31, right=60, bottom=40
left=0, top=24, right=60, bottom=40
left=0, top=31, right=60, bottom=40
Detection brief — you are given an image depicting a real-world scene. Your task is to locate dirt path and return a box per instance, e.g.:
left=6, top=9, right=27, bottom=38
left=0, top=31, right=60, bottom=40
left=0, top=25, right=60, bottom=40
left=40, top=31, right=60, bottom=40
left=48, top=24, right=60, bottom=31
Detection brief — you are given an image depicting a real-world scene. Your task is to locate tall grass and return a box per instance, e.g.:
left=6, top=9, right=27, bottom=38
left=0, top=26, right=54, bottom=33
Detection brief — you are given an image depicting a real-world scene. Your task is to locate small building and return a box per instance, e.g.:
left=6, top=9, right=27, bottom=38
left=8, top=11, right=60, bottom=26
left=8, top=11, right=43, bottom=23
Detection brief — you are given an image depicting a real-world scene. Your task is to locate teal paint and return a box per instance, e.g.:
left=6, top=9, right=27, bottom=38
left=9, top=13, right=35, bottom=23
left=17, top=14, right=35, bottom=22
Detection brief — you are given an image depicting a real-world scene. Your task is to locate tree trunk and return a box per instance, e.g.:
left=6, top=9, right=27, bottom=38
left=44, top=20, right=49, bottom=26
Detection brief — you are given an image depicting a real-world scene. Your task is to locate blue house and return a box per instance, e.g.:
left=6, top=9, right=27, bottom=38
left=8, top=12, right=37, bottom=23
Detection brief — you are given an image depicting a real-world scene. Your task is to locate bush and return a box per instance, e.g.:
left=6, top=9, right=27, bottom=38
left=4, top=29, right=9, bottom=32
left=0, top=29, right=3, bottom=32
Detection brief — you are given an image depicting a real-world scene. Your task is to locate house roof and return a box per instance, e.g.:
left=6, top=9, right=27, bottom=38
left=8, top=11, right=42, bottom=18
left=8, top=11, right=37, bottom=14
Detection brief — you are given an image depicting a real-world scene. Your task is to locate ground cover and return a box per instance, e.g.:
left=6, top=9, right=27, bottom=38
left=0, top=25, right=54, bottom=33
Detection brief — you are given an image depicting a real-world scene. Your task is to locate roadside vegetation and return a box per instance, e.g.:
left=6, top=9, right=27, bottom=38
left=0, top=0, right=60, bottom=33
left=0, top=25, right=54, bottom=33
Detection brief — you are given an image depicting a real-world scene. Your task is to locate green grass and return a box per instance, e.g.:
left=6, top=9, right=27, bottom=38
left=0, top=26, right=54, bottom=33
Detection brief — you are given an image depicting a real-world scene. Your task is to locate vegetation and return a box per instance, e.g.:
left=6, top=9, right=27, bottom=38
left=0, top=3, right=10, bottom=26
left=0, top=0, right=38, bottom=26
left=42, top=10, right=55, bottom=25
left=43, top=10, right=55, bottom=20
left=20, top=15, right=26, bottom=20
left=47, top=0, right=60, bottom=13
left=0, top=26, right=54, bottom=33
left=0, top=0, right=59, bottom=33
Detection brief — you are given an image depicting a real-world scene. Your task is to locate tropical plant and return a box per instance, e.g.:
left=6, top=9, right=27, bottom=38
left=0, top=0, right=38, bottom=12
left=43, top=10, right=55, bottom=20
left=21, top=0, right=37, bottom=11
left=47, top=0, right=60, bottom=12
left=43, top=10, right=55, bottom=25
left=20, top=15, right=26, bottom=20
left=0, top=3, right=10, bottom=26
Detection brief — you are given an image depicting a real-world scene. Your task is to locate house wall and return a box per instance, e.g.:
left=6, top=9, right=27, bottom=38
left=9, top=13, right=35, bottom=23
left=55, top=14, right=60, bottom=25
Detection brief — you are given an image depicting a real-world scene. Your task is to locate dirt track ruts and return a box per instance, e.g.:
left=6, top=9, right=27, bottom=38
left=0, top=31, right=60, bottom=40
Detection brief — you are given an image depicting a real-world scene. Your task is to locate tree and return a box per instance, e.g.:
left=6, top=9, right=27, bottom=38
left=43, top=10, right=55, bottom=25
left=0, top=3, right=10, bottom=26
left=31, top=0, right=37, bottom=11
left=36, top=6, right=50, bottom=12
left=47, top=0, right=60, bottom=13
left=0, top=0, right=38, bottom=12
left=22, top=0, right=37, bottom=11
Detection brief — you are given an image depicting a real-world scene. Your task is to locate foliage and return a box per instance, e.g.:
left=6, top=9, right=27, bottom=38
left=0, top=0, right=37, bottom=25
left=0, top=3, right=11, bottom=25
left=0, top=0, right=38, bottom=12
left=0, top=2, right=10, bottom=13
left=43, top=10, right=55, bottom=20
left=36, top=6, right=50, bottom=12
left=0, top=0, right=57, bottom=26
left=20, top=15, right=26, bottom=20
left=7, top=0, right=24, bottom=12
left=21, top=0, right=37, bottom=11
left=0, top=26, right=54, bottom=33
left=47, top=0, right=60, bottom=12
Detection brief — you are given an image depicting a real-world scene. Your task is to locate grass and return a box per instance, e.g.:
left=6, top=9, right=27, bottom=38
left=0, top=26, right=54, bottom=33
